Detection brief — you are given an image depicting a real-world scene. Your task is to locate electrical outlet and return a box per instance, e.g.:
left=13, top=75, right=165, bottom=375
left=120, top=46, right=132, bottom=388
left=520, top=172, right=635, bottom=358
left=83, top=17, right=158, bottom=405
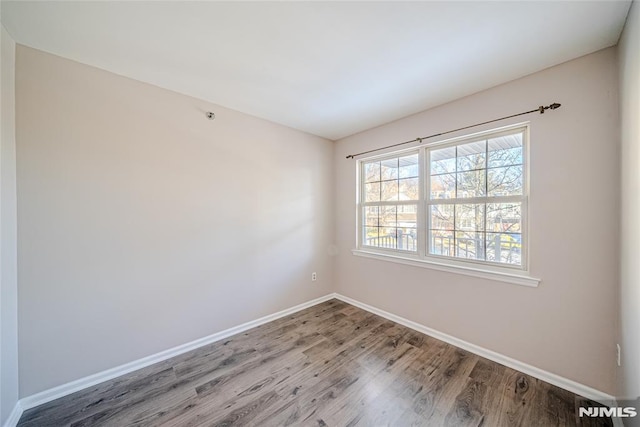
left=617, top=344, right=621, bottom=367
left=312, top=272, right=317, bottom=282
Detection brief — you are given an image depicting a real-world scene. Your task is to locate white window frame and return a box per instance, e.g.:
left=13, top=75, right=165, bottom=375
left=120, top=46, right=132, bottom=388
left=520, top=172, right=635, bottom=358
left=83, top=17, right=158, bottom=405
left=357, top=148, right=422, bottom=256
left=353, top=123, right=540, bottom=287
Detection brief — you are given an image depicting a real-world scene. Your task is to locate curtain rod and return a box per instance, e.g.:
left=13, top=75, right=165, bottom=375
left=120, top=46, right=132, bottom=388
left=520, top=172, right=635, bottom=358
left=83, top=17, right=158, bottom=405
left=345, top=102, right=561, bottom=159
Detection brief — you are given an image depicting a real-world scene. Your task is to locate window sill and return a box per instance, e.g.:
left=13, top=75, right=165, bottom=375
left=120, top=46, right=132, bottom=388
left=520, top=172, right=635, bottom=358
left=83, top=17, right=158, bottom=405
left=351, top=249, right=540, bottom=288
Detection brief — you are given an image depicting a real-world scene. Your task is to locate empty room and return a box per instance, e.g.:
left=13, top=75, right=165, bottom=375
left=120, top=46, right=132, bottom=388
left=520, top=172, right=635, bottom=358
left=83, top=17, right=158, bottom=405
left=1, top=1, right=639, bottom=426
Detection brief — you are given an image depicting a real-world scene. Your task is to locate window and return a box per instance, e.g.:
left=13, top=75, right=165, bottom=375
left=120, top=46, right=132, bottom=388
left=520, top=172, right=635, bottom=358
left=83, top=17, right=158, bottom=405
left=362, top=153, right=419, bottom=252
left=357, top=125, right=529, bottom=275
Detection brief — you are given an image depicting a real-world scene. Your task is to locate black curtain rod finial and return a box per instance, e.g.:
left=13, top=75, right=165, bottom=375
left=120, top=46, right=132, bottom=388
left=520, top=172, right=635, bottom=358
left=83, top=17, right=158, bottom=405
left=539, top=102, right=562, bottom=114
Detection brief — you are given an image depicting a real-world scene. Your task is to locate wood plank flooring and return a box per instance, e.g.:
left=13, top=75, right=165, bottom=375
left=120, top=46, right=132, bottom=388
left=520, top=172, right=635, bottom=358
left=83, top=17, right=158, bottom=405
left=18, top=299, right=613, bottom=426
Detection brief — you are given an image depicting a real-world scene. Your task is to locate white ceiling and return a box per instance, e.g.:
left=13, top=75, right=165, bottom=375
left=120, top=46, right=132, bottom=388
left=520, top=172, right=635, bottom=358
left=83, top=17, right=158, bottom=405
left=1, top=1, right=632, bottom=140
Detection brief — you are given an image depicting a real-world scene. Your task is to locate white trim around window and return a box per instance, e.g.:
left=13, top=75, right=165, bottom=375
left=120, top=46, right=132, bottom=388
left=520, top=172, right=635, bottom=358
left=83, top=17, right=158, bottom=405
left=354, top=122, right=540, bottom=287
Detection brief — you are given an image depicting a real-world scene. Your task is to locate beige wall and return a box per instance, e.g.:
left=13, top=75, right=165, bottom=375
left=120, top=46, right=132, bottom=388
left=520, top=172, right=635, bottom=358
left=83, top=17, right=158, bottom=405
left=334, top=48, right=619, bottom=394
left=1, top=25, right=18, bottom=425
left=618, top=0, right=640, bottom=419
left=15, top=45, right=334, bottom=397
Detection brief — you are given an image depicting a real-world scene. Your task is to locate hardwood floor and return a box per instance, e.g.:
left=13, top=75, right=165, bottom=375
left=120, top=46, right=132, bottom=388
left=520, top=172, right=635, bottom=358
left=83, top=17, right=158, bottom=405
left=18, top=299, right=612, bottom=426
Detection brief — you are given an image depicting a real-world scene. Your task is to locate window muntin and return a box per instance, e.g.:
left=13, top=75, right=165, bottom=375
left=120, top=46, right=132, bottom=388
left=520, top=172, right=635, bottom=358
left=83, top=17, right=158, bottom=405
left=358, top=126, right=527, bottom=270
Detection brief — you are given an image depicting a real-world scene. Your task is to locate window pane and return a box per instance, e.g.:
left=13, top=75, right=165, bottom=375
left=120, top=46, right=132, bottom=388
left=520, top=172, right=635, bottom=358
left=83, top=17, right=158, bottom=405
left=397, top=205, right=417, bottom=228
left=373, top=204, right=418, bottom=251
left=455, top=204, right=485, bottom=231
left=397, top=204, right=417, bottom=214
left=488, top=165, right=523, bottom=196
left=399, top=178, right=419, bottom=200
left=381, top=158, right=399, bottom=180
left=381, top=180, right=399, bottom=201
left=488, top=133, right=523, bottom=168
left=364, top=182, right=380, bottom=202
left=364, top=227, right=380, bottom=247
left=429, top=230, right=455, bottom=256
left=399, top=204, right=417, bottom=250
left=397, top=227, right=417, bottom=251
left=487, top=203, right=521, bottom=233
left=364, top=161, right=381, bottom=183
left=430, top=204, right=454, bottom=230
left=364, top=206, right=379, bottom=227
left=431, top=147, right=456, bottom=175
left=486, top=233, right=521, bottom=265
left=379, top=206, right=397, bottom=228
left=365, top=226, right=403, bottom=250
left=377, top=228, right=397, bottom=249
left=430, top=173, right=455, bottom=199
left=399, top=154, right=419, bottom=178
left=457, top=140, right=486, bottom=171
left=455, top=231, right=485, bottom=260
left=457, top=170, right=486, bottom=198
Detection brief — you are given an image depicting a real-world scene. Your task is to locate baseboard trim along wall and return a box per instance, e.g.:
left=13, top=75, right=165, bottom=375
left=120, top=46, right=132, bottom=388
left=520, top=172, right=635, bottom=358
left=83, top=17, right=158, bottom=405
left=2, top=402, right=23, bottom=427
left=4, top=292, right=616, bottom=427
left=5, top=293, right=336, bottom=427
left=331, top=294, right=615, bottom=406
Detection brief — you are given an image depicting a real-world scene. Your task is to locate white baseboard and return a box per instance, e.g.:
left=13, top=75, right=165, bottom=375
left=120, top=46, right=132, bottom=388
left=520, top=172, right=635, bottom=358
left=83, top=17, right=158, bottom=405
left=2, top=401, right=22, bottom=427
left=15, top=293, right=337, bottom=419
left=7, top=291, right=619, bottom=427
left=333, top=293, right=616, bottom=407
